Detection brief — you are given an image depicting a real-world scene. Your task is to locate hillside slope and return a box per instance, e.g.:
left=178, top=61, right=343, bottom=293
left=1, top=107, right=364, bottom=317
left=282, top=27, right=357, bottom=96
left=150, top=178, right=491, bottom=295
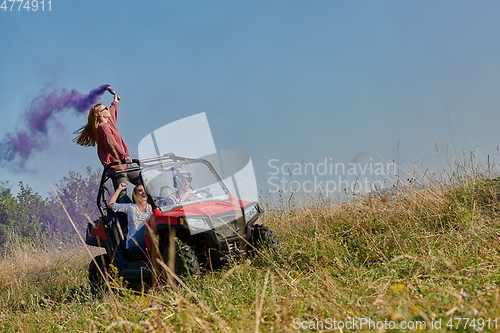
left=1, top=177, right=500, bottom=332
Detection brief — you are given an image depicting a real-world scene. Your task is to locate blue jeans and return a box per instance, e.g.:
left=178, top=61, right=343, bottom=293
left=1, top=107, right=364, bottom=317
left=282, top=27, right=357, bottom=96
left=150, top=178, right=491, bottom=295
left=127, top=225, right=146, bottom=251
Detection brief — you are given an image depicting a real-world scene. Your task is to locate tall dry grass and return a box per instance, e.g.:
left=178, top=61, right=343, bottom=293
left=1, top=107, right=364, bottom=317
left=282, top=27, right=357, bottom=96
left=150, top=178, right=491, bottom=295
left=2, top=166, right=500, bottom=331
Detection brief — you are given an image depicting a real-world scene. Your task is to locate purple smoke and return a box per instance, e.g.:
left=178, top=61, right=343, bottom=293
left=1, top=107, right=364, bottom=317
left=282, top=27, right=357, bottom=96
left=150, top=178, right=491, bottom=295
left=0, top=84, right=110, bottom=170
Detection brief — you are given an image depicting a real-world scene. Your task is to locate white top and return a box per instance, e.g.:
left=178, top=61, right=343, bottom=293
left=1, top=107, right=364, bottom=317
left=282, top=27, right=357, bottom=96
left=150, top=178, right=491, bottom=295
left=112, top=203, right=152, bottom=248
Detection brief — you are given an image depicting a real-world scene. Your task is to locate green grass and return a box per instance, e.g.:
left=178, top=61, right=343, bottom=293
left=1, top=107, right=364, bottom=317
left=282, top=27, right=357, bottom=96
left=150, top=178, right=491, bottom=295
left=2, top=176, right=500, bottom=332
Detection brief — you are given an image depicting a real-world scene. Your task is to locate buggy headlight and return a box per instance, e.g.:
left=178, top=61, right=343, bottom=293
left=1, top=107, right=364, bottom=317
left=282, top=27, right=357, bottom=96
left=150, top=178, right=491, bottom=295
left=186, top=218, right=207, bottom=229
left=244, top=205, right=258, bottom=221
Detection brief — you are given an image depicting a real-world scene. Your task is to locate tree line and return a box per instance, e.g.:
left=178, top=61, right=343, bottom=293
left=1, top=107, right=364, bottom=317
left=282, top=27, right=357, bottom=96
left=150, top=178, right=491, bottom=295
left=0, top=167, right=101, bottom=245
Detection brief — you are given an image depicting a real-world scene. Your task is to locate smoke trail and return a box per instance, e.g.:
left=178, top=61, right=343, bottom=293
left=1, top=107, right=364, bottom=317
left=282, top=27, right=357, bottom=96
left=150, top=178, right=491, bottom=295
left=0, top=84, right=110, bottom=170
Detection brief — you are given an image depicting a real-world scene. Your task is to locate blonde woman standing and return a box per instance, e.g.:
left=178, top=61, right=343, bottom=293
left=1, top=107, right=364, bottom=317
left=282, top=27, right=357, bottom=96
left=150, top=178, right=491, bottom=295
left=74, top=91, right=139, bottom=190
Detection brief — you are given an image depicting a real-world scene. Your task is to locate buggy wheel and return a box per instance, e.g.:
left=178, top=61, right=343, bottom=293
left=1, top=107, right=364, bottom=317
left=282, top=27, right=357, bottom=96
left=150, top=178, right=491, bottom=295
left=89, top=254, right=110, bottom=296
left=162, top=240, right=201, bottom=277
left=175, top=241, right=201, bottom=276
left=251, top=225, right=279, bottom=250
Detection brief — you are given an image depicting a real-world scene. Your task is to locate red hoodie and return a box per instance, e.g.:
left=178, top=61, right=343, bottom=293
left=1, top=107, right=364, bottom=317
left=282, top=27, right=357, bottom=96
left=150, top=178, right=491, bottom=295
left=96, top=101, right=130, bottom=171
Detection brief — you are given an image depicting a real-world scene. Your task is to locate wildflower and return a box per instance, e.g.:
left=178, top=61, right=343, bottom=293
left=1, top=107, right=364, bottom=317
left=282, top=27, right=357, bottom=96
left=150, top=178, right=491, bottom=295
left=389, top=311, right=404, bottom=320
left=390, top=283, right=405, bottom=292
left=411, top=305, right=421, bottom=312
left=109, top=264, right=118, bottom=274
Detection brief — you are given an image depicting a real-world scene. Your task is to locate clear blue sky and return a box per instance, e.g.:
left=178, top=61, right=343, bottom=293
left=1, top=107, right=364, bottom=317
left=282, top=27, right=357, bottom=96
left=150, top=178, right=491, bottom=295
left=1, top=1, right=500, bottom=197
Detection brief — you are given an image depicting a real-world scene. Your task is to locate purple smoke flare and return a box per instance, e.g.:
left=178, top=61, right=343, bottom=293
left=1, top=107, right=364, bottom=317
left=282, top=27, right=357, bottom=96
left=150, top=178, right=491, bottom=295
left=0, top=84, right=110, bottom=170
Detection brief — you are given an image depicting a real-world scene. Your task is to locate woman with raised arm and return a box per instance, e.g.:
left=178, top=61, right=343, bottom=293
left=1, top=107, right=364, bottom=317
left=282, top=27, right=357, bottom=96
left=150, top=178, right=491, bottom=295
left=107, top=183, right=152, bottom=250
left=73, top=89, right=139, bottom=190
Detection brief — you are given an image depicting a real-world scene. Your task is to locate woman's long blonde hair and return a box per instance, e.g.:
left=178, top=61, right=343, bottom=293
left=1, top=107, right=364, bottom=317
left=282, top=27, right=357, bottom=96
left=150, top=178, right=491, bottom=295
left=73, top=104, right=104, bottom=147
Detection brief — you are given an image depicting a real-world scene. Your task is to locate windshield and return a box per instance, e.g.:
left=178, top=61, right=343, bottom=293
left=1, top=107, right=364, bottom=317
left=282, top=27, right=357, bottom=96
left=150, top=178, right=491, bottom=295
left=141, top=160, right=230, bottom=211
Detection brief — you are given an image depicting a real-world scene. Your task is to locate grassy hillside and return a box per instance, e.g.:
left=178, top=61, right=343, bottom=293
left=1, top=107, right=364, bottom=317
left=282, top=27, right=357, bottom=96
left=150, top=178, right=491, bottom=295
left=2, top=175, right=500, bottom=332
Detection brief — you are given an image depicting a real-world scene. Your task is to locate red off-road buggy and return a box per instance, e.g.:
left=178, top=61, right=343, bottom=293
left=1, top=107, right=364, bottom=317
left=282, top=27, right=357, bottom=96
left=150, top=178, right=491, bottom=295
left=85, top=154, right=277, bottom=292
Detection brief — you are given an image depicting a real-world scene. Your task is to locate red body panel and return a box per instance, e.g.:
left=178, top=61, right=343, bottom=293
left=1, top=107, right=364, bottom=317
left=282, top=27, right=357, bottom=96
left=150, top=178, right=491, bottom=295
left=87, top=218, right=108, bottom=240
left=150, top=199, right=252, bottom=228
left=143, top=199, right=253, bottom=251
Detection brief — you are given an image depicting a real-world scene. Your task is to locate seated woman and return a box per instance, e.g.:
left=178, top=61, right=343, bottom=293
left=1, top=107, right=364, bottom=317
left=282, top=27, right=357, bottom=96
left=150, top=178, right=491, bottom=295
left=166, top=171, right=212, bottom=206
left=108, top=183, right=152, bottom=251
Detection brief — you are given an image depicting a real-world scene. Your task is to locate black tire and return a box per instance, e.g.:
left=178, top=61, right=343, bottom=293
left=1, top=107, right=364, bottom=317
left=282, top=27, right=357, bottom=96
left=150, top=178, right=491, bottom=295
left=89, top=254, right=110, bottom=296
left=251, top=225, right=279, bottom=250
left=175, top=241, right=201, bottom=276
left=162, top=240, right=201, bottom=277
